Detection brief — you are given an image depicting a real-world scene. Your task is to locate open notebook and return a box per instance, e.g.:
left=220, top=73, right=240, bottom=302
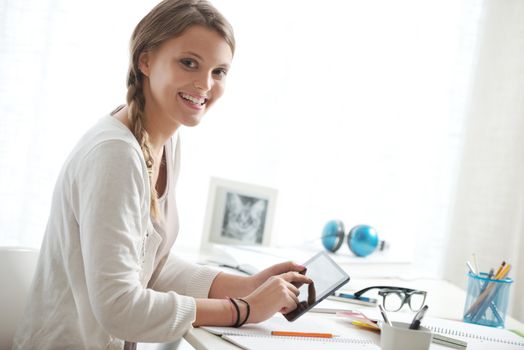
left=201, top=314, right=379, bottom=350
left=202, top=310, right=524, bottom=350
left=221, top=334, right=378, bottom=350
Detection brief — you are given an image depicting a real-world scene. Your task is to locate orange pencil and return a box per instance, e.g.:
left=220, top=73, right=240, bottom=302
left=271, top=331, right=336, bottom=338
left=495, top=263, right=511, bottom=280
left=494, top=261, right=506, bottom=277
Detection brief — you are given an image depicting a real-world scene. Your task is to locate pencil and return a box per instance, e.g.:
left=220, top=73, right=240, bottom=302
left=351, top=321, right=380, bottom=331
left=271, top=331, right=336, bottom=338
left=495, top=263, right=511, bottom=280
left=495, top=261, right=506, bottom=277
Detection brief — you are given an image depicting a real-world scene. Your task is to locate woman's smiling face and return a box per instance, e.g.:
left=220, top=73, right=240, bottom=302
left=139, top=25, right=233, bottom=128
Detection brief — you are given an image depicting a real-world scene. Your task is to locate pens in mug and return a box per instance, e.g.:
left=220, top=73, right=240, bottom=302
left=378, top=304, right=392, bottom=327
left=271, top=331, right=336, bottom=338
left=409, top=305, right=428, bottom=330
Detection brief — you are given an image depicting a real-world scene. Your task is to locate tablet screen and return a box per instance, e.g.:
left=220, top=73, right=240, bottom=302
left=284, top=252, right=350, bottom=321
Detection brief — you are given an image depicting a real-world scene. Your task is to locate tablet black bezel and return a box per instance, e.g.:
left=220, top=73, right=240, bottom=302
left=284, top=251, right=350, bottom=322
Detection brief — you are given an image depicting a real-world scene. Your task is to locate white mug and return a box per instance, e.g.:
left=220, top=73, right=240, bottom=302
left=381, top=321, right=433, bottom=350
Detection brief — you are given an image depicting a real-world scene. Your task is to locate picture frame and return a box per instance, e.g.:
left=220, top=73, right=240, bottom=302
left=201, top=177, right=278, bottom=251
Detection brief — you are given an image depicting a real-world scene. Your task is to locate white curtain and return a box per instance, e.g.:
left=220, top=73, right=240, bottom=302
left=443, top=0, right=524, bottom=321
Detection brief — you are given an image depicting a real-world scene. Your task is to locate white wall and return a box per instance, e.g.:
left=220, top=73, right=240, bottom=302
left=0, top=0, right=482, bottom=278
left=176, top=0, right=481, bottom=278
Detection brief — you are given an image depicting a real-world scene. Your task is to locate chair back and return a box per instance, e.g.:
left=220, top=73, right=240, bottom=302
left=0, top=247, right=39, bottom=350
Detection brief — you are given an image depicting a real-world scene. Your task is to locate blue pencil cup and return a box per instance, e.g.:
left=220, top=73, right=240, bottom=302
left=463, top=272, right=513, bottom=328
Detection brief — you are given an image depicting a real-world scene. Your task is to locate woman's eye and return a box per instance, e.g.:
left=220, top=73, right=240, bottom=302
left=213, top=68, right=228, bottom=79
left=180, top=58, right=197, bottom=69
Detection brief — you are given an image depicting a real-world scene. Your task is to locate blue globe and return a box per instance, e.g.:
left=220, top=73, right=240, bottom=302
left=348, top=225, right=379, bottom=257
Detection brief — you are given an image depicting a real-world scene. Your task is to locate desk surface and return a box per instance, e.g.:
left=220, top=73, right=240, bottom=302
left=185, top=277, right=524, bottom=350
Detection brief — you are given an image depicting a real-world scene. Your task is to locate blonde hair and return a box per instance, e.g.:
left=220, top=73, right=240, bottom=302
left=126, top=0, right=235, bottom=217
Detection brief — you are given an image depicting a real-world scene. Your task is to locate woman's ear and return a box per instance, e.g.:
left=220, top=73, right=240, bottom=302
left=138, top=51, right=151, bottom=77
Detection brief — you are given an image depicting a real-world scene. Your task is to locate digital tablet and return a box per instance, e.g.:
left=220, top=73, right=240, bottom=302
left=284, top=252, right=350, bottom=322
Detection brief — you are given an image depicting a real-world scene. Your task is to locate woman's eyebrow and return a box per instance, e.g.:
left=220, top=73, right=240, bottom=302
left=181, top=51, right=203, bottom=60
left=181, top=51, right=231, bottom=69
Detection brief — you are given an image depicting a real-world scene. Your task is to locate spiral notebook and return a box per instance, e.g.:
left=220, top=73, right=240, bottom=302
left=202, top=312, right=524, bottom=350
left=201, top=314, right=379, bottom=350
left=421, top=316, right=524, bottom=350
left=352, top=307, right=524, bottom=349
left=222, top=334, right=379, bottom=350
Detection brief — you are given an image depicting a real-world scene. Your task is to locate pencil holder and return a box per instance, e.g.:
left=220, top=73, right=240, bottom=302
left=380, top=321, right=433, bottom=350
left=463, top=271, right=513, bottom=328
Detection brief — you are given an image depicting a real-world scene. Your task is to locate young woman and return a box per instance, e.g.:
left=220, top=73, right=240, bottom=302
left=13, top=0, right=311, bottom=349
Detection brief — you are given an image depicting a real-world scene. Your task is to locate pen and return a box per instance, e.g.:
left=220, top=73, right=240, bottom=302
left=466, top=261, right=477, bottom=275
left=409, top=304, right=428, bottom=330
left=486, top=268, right=494, bottom=280
left=472, top=253, right=480, bottom=275
left=480, top=268, right=494, bottom=293
left=433, top=334, right=468, bottom=349
left=378, top=304, right=392, bottom=327
left=271, top=331, right=336, bottom=338
left=336, top=292, right=378, bottom=304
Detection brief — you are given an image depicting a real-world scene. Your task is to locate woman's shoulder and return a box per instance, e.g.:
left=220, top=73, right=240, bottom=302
left=88, top=114, right=138, bottom=145
left=65, top=115, right=146, bottom=174
left=78, top=115, right=140, bottom=153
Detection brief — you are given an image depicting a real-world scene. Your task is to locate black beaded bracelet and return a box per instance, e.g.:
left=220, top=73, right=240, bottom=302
left=236, top=298, right=251, bottom=327
left=228, top=297, right=241, bottom=327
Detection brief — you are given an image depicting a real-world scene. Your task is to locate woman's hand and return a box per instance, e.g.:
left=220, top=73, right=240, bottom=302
left=248, top=261, right=307, bottom=292
left=209, top=261, right=306, bottom=300
left=242, top=271, right=312, bottom=323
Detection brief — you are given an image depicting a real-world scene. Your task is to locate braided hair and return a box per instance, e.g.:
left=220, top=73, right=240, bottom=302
left=126, top=0, right=235, bottom=217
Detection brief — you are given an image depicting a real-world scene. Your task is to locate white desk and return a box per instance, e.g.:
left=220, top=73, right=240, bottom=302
left=184, top=277, right=524, bottom=350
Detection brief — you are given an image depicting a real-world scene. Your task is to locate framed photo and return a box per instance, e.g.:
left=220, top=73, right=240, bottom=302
left=201, top=177, right=277, bottom=250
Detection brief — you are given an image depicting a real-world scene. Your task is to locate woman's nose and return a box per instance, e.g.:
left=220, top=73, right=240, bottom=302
left=193, top=73, right=213, bottom=92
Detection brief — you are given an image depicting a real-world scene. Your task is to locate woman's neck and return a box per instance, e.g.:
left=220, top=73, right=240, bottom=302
left=112, top=105, right=173, bottom=158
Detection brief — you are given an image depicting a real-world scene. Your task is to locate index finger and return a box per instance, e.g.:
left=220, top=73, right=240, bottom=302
left=270, top=261, right=307, bottom=275
left=281, top=271, right=313, bottom=285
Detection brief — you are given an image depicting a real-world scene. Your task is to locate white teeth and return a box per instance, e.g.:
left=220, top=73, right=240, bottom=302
left=180, top=93, right=206, bottom=105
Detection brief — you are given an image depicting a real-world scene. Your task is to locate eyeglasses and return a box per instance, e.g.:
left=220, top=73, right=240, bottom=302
left=354, top=286, right=427, bottom=312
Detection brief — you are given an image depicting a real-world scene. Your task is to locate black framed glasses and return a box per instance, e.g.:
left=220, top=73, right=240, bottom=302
left=354, top=285, right=427, bottom=312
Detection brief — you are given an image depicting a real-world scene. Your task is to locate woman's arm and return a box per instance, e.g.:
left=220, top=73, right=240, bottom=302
left=194, top=269, right=312, bottom=326
left=207, top=272, right=255, bottom=299
left=208, top=261, right=307, bottom=299
left=193, top=298, right=235, bottom=326
left=196, top=261, right=310, bottom=327
left=78, top=141, right=196, bottom=341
